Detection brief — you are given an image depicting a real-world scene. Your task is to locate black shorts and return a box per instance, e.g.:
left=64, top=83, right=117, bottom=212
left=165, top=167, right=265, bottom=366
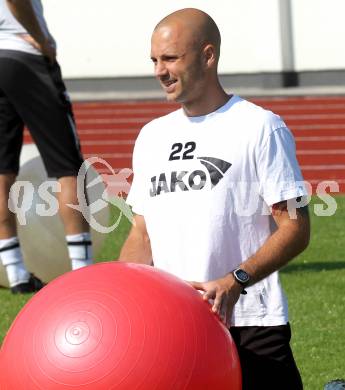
left=0, top=49, right=83, bottom=178
left=230, top=323, right=303, bottom=390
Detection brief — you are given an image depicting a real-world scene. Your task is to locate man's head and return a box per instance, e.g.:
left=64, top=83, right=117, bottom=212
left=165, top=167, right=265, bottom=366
left=150, top=8, right=221, bottom=108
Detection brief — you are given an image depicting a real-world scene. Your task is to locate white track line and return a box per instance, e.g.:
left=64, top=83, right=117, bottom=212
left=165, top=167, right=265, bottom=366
left=78, top=128, right=139, bottom=134
left=307, top=179, right=345, bottom=184
left=297, top=149, right=345, bottom=155
left=74, top=108, right=174, bottom=116
left=283, top=113, right=345, bottom=120
left=292, top=124, right=345, bottom=130
left=81, top=140, right=134, bottom=145
left=301, top=164, right=345, bottom=170
left=262, top=104, right=345, bottom=111
left=76, top=118, right=150, bottom=124
left=84, top=153, right=132, bottom=158
left=296, top=136, right=345, bottom=141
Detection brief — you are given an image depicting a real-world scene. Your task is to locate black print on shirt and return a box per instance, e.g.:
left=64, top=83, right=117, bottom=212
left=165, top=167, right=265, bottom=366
left=168, top=142, right=196, bottom=160
left=149, top=156, right=232, bottom=197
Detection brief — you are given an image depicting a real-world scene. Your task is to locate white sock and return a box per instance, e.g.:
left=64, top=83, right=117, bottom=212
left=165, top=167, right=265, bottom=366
left=0, top=237, right=30, bottom=287
left=66, top=232, right=93, bottom=270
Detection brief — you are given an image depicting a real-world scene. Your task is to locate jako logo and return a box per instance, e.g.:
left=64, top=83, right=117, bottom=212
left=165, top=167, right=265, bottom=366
left=149, top=156, right=232, bottom=197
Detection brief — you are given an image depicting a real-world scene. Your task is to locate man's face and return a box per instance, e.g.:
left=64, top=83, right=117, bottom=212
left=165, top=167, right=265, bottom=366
left=150, top=25, right=205, bottom=104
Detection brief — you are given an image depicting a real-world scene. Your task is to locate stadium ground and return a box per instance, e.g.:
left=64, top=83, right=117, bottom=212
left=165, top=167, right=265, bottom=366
left=1, top=94, right=344, bottom=389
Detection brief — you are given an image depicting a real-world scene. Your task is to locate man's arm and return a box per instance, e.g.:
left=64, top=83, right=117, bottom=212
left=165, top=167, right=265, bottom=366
left=118, top=214, right=153, bottom=265
left=240, top=200, right=310, bottom=283
left=190, top=200, right=310, bottom=325
left=6, top=0, right=56, bottom=62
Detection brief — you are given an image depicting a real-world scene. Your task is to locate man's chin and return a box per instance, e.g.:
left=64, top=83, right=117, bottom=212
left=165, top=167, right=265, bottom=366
left=165, top=92, right=178, bottom=102
left=165, top=91, right=185, bottom=103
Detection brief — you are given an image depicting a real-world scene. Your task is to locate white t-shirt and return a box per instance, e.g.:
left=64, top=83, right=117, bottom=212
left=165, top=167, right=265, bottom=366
left=0, top=0, right=54, bottom=55
left=127, top=95, right=307, bottom=327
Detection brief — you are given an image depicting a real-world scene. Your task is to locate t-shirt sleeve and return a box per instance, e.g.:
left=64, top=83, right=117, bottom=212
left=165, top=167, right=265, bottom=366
left=126, top=135, right=147, bottom=215
left=126, top=180, right=145, bottom=216
left=257, top=126, right=308, bottom=206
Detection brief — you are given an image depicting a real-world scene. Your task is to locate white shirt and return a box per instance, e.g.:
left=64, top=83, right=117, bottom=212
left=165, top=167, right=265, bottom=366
left=0, top=0, right=54, bottom=55
left=127, top=95, right=307, bottom=326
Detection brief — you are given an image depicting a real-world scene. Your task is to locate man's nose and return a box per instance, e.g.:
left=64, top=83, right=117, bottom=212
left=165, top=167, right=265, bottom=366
left=155, top=61, right=168, bottom=78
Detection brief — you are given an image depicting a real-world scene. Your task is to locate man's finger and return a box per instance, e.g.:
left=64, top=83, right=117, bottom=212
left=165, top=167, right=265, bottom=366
left=212, top=292, right=223, bottom=314
left=203, top=289, right=216, bottom=301
left=188, top=281, right=205, bottom=291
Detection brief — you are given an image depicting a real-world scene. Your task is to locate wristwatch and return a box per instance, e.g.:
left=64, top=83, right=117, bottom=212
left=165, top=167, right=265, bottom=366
left=232, top=268, right=250, bottom=295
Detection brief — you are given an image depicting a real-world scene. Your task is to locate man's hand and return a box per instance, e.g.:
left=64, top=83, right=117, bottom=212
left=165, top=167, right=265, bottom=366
left=19, top=34, right=56, bottom=63
left=7, top=0, right=56, bottom=63
left=189, top=274, right=243, bottom=327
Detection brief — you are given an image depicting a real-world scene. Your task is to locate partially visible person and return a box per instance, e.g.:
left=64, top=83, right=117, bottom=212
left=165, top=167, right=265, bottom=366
left=119, top=8, right=310, bottom=390
left=0, top=0, right=93, bottom=293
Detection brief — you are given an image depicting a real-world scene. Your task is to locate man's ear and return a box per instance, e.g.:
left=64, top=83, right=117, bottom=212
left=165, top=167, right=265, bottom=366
left=203, top=44, right=216, bottom=68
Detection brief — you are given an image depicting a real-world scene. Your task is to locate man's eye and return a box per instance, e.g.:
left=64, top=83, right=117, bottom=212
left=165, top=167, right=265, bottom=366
left=161, top=56, right=177, bottom=62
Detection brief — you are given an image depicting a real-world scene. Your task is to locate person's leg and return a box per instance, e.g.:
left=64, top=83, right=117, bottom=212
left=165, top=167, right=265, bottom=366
left=0, top=80, right=43, bottom=292
left=0, top=51, right=93, bottom=271
left=0, top=174, right=17, bottom=238
left=230, top=323, right=303, bottom=390
left=57, top=176, right=89, bottom=233
left=57, top=176, right=93, bottom=269
left=42, top=59, right=93, bottom=269
left=0, top=174, right=30, bottom=288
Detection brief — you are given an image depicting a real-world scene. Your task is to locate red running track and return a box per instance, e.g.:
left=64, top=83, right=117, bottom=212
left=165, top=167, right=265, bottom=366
left=24, top=96, right=345, bottom=193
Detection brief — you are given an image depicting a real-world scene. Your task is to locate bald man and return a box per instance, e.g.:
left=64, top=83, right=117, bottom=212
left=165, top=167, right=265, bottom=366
left=120, top=8, right=308, bottom=389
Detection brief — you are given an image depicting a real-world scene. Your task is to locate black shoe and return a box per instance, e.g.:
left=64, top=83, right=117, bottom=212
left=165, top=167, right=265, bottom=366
left=10, top=274, right=45, bottom=294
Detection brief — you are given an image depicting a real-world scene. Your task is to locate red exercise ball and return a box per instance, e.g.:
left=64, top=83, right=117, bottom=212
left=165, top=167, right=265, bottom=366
left=0, top=262, right=241, bottom=389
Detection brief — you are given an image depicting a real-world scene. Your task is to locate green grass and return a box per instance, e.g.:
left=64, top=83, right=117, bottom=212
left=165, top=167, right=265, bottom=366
left=281, top=195, right=345, bottom=389
left=1, top=196, right=344, bottom=389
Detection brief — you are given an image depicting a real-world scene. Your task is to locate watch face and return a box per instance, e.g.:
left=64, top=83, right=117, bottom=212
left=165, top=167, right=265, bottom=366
left=235, top=269, right=250, bottom=283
